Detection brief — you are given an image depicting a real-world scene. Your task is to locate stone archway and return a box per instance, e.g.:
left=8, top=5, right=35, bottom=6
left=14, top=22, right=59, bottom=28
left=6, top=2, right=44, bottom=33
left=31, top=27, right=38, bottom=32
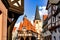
left=20, top=37, right=24, bottom=40
left=26, top=37, right=29, bottom=40
left=31, top=36, right=36, bottom=40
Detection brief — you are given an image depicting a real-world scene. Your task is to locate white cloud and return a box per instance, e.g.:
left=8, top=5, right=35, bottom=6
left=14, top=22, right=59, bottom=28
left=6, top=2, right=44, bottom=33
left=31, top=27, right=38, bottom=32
left=39, top=6, right=48, bottom=19
left=14, top=23, right=20, bottom=28
left=31, top=20, right=33, bottom=25
left=29, top=6, right=48, bottom=24
left=14, top=6, right=48, bottom=28
left=39, top=6, right=48, bottom=15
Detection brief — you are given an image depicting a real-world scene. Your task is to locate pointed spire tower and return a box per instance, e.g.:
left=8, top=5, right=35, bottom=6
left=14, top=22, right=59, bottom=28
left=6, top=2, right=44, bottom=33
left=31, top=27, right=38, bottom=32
left=34, top=6, right=41, bottom=20
left=23, top=15, right=27, bottom=20
left=33, top=6, right=42, bottom=34
left=24, top=15, right=27, bottom=17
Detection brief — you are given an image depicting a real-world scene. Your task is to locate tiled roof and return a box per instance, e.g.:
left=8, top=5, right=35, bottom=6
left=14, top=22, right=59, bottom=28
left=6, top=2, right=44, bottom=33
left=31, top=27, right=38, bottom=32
left=34, top=6, right=41, bottom=20
left=43, top=15, right=48, bottom=21
left=18, top=17, right=36, bottom=32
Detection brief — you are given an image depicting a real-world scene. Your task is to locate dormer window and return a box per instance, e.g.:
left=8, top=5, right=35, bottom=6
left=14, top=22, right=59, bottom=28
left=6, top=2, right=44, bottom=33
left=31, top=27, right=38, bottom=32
left=22, top=27, right=26, bottom=32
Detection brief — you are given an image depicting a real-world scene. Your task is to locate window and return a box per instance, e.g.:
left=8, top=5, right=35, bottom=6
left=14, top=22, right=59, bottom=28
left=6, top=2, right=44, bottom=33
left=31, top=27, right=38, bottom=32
left=59, top=36, right=60, bottom=40
left=58, top=28, right=60, bottom=33
left=58, top=3, right=60, bottom=8
left=50, top=31, right=52, bottom=34
left=48, top=7, right=51, bottom=17
left=54, top=36, right=56, bottom=40
left=54, top=29, right=57, bottom=33
left=56, top=13, right=60, bottom=22
left=59, top=16, right=60, bottom=19
left=58, top=13, right=60, bottom=20
left=36, top=21, right=38, bottom=24
left=56, top=6, right=58, bottom=10
left=53, top=5, right=58, bottom=11
left=52, top=11, right=55, bottom=14
left=56, top=15, right=58, bottom=21
left=53, top=29, right=57, bottom=33
left=53, top=5, right=56, bottom=10
left=58, top=16, right=60, bottom=21
left=22, top=27, right=26, bottom=29
left=48, top=7, right=51, bottom=13
left=48, top=19, right=51, bottom=24
left=22, top=27, right=26, bottom=31
left=53, top=18, right=54, bottom=22
left=52, top=16, right=55, bottom=23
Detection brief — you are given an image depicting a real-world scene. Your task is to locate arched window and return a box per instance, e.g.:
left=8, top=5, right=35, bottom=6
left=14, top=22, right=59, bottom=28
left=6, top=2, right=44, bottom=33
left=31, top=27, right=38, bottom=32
left=59, top=36, right=60, bottom=40
left=22, top=27, right=26, bottom=32
left=36, top=21, right=38, bottom=24
left=54, top=36, right=56, bottom=40
left=58, top=28, right=60, bottom=33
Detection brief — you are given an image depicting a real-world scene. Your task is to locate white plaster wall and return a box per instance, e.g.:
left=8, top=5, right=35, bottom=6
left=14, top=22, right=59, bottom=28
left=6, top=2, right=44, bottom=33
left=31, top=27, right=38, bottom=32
left=52, top=28, right=60, bottom=40
left=35, top=20, right=43, bottom=34
left=12, top=30, right=18, bottom=40
left=48, top=18, right=51, bottom=29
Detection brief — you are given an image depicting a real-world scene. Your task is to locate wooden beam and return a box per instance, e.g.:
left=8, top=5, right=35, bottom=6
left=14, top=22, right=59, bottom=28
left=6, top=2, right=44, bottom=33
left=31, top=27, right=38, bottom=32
left=8, top=18, right=18, bottom=40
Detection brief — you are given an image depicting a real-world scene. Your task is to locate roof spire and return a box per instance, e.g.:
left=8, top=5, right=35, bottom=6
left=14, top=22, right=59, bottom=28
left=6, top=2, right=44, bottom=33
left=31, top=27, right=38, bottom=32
left=24, top=15, right=27, bottom=17
left=23, top=15, right=27, bottom=20
left=34, top=5, right=41, bottom=20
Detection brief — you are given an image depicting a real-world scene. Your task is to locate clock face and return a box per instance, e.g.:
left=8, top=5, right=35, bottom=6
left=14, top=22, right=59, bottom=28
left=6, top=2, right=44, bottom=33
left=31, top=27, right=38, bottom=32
left=8, top=0, right=24, bottom=14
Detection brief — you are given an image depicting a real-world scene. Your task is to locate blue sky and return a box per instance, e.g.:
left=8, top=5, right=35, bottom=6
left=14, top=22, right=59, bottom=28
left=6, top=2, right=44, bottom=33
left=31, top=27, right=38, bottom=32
left=15, top=0, right=48, bottom=27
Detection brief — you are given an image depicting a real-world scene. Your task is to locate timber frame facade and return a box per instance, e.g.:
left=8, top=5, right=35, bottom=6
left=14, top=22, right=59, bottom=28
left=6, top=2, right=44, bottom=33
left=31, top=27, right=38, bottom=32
left=1, top=0, right=24, bottom=40
left=42, top=0, right=60, bottom=40
left=18, top=30, right=38, bottom=40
